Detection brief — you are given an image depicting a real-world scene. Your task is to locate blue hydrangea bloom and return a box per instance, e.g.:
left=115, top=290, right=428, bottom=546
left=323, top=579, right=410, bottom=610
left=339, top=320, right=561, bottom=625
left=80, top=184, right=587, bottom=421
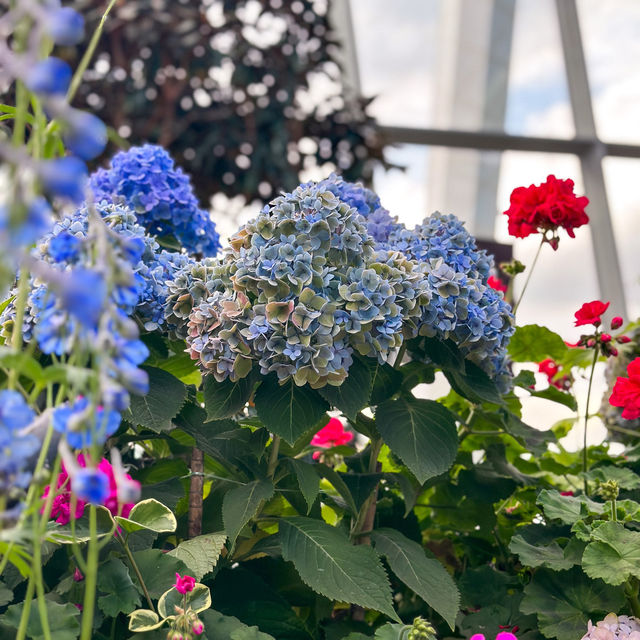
left=72, top=468, right=110, bottom=505
left=53, top=397, right=121, bottom=449
left=0, top=390, right=39, bottom=495
left=90, top=145, right=220, bottom=256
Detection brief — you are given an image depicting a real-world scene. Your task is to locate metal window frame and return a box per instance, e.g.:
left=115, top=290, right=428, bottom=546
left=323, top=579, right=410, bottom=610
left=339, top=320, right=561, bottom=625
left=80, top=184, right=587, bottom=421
left=337, top=0, right=633, bottom=317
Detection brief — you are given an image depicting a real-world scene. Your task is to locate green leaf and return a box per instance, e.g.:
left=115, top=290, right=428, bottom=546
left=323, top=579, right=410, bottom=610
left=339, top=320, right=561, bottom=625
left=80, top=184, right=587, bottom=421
left=585, top=466, right=640, bottom=490
left=375, top=397, right=458, bottom=483
left=115, top=498, right=177, bottom=533
left=314, top=464, right=358, bottom=515
left=444, top=361, right=503, bottom=405
left=500, top=411, right=555, bottom=456
left=130, top=549, right=189, bottom=599
left=200, top=609, right=276, bottom=640
left=418, top=337, right=465, bottom=372
left=254, top=376, right=329, bottom=445
left=537, top=489, right=605, bottom=525
left=366, top=360, right=403, bottom=406
left=0, top=583, right=12, bottom=607
left=520, top=567, right=625, bottom=640
left=318, top=356, right=371, bottom=419
left=509, top=527, right=578, bottom=571
left=125, top=366, right=187, bottom=432
left=279, top=516, right=399, bottom=621
left=128, top=609, right=165, bottom=632
left=155, top=351, right=202, bottom=386
left=0, top=347, right=44, bottom=383
left=203, top=371, right=257, bottom=420
left=374, top=623, right=408, bottom=640
left=4, top=600, right=81, bottom=640
left=529, top=386, right=578, bottom=411
left=223, top=479, right=274, bottom=544
left=371, top=528, right=459, bottom=629
left=508, top=324, right=568, bottom=363
left=340, top=473, right=383, bottom=512
left=97, top=557, right=141, bottom=617
left=288, top=459, right=320, bottom=513
left=167, top=533, right=227, bottom=580
left=158, top=583, right=211, bottom=618
left=582, top=522, right=640, bottom=585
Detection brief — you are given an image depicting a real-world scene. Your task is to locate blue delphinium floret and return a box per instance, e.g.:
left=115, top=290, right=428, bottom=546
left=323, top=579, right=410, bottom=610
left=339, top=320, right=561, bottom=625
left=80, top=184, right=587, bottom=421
left=90, top=145, right=220, bottom=256
left=0, top=390, right=39, bottom=497
left=184, top=181, right=431, bottom=387
left=53, top=397, right=121, bottom=449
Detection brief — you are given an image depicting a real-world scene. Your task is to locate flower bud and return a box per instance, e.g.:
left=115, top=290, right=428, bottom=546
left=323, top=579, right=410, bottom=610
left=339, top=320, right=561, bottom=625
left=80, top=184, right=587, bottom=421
left=617, top=336, right=631, bottom=344
left=587, top=338, right=596, bottom=348
left=609, top=347, right=619, bottom=357
left=63, top=110, right=107, bottom=161
left=26, top=57, right=72, bottom=96
left=73, top=567, right=84, bottom=582
left=600, top=333, right=612, bottom=343
left=48, top=7, right=85, bottom=45
left=611, top=316, right=624, bottom=330
left=192, top=620, right=204, bottom=636
left=40, top=156, right=88, bottom=204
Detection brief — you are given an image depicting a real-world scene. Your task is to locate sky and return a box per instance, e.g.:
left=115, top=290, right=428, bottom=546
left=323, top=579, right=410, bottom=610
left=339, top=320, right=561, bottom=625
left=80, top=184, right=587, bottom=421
left=349, top=0, right=640, bottom=450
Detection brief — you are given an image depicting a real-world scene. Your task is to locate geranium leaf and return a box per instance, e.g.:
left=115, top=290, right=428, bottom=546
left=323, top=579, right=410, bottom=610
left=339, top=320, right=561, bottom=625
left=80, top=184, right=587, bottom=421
left=200, top=609, right=276, bottom=640
left=130, top=549, right=189, bottom=599
left=97, top=558, right=141, bottom=617
left=158, top=583, right=211, bottom=618
left=4, top=600, right=81, bottom=640
left=508, top=324, right=567, bottom=363
left=582, top=521, right=640, bottom=585
left=279, top=516, right=399, bottom=621
left=115, top=498, right=177, bottom=533
left=537, top=489, right=605, bottom=525
left=128, top=609, right=164, bottom=632
left=375, top=397, right=458, bottom=483
left=371, top=528, right=460, bottom=628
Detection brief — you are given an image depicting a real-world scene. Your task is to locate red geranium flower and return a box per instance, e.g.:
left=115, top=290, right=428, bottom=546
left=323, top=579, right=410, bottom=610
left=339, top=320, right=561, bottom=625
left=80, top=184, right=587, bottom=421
left=538, top=358, right=559, bottom=380
left=175, top=573, right=196, bottom=594
left=310, top=417, right=353, bottom=460
left=503, top=175, right=589, bottom=248
left=574, top=300, right=610, bottom=327
left=609, top=357, right=640, bottom=420
left=487, top=275, right=507, bottom=293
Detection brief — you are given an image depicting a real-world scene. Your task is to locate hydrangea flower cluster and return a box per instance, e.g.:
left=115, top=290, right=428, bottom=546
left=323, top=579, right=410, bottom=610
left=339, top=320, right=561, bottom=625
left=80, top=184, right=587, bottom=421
left=90, top=145, right=220, bottom=256
left=316, top=175, right=515, bottom=388
left=581, top=614, right=640, bottom=640
left=0, top=391, right=39, bottom=508
left=184, top=181, right=431, bottom=387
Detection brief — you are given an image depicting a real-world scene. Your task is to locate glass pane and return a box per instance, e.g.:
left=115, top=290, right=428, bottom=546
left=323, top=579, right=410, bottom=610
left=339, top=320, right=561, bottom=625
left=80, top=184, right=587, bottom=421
left=603, top=157, right=640, bottom=320
left=505, top=0, right=574, bottom=138
left=577, top=0, right=640, bottom=144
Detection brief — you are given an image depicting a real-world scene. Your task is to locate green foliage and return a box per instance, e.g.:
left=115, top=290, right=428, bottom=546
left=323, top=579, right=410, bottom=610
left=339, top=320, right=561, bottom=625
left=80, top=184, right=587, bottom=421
left=157, top=582, right=212, bottom=617
left=279, top=517, right=399, bottom=621
left=203, top=371, right=257, bottom=420
left=223, top=480, right=275, bottom=545
left=318, top=356, right=372, bottom=420
left=582, top=522, right=640, bottom=585
left=128, top=609, right=165, bottom=632
left=167, top=533, right=227, bottom=580
left=508, top=325, right=568, bottom=362
left=376, top=397, right=458, bottom=483
left=97, top=558, right=141, bottom=617
left=115, top=498, right=178, bottom=533
left=200, top=609, right=276, bottom=640
left=4, top=600, right=81, bottom=640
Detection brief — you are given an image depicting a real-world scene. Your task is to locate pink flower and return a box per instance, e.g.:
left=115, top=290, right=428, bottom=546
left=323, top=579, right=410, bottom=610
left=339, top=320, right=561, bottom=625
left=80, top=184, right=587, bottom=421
left=73, top=567, right=84, bottom=582
left=192, top=620, right=205, bottom=635
left=310, top=418, right=353, bottom=460
left=42, top=454, right=139, bottom=525
left=175, top=573, right=196, bottom=594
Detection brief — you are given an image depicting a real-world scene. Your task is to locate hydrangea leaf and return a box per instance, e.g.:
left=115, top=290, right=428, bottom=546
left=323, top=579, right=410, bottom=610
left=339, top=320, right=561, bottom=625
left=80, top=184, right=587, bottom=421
left=318, top=355, right=371, bottom=419
left=167, top=533, right=227, bottom=580
left=279, top=517, right=399, bottom=621
left=366, top=360, right=403, bottom=406
left=4, top=600, right=81, bottom=640
left=340, top=473, right=383, bottom=512
left=200, top=609, right=276, bottom=640
left=507, top=324, right=568, bottom=363
left=444, top=360, right=503, bottom=405
left=115, top=498, right=177, bottom=534
left=528, top=385, right=578, bottom=411
left=371, top=528, right=460, bottom=628
left=223, top=479, right=274, bottom=545
left=520, top=567, right=625, bottom=640
left=130, top=549, right=189, bottom=599
left=254, top=376, right=329, bottom=445
left=124, top=366, right=187, bottom=432
left=97, top=558, right=141, bottom=617
left=288, top=459, right=320, bottom=514
left=375, top=397, right=458, bottom=484
left=314, top=464, right=358, bottom=515
left=128, top=609, right=164, bottom=632
left=158, top=582, right=211, bottom=618
left=500, top=411, right=556, bottom=456
left=203, top=370, right=257, bottom=420
left=582, top=521, right=640, bottom=585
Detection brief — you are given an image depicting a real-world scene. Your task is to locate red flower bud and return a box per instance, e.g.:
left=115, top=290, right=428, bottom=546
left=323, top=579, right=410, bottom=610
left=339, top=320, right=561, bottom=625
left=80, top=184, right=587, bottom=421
left=73, top=568, right=84, bottom=582
left=587, top=338, right=596, bottom=348
left=600, top=333, right=612, bottom=343
left=192, top=621, right=204, bottom=636
left=618, top=336, right=631, bottom=344
left=560, top=490, right=574, bottom=496
left=611, top=316, right=624, bottom=330
left=609, top=347, right=619, bottom=357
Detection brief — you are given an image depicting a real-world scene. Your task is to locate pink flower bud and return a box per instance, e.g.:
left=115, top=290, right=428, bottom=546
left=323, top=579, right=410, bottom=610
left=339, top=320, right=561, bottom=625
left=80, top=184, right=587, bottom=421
left=587, top=338, right=596, bottom=348
left=73, top=567, right=84, bottom=582
left=600, top=334, right=612, bottom=343
left=617, top=336, right=631, bottom=344
left=611, top=316, right=623, bottom=330
left=609, top=347, right=619, bottom=357
left=192, top=621, right=204, bottom=635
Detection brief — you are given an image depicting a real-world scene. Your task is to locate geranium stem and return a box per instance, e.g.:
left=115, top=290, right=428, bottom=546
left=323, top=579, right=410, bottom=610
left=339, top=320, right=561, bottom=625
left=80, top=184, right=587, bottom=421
left=118, top=533, right=155, bottom=612
left=583, top=344, right=599, bottom=495
left=512, top=238, right=544, bottom=315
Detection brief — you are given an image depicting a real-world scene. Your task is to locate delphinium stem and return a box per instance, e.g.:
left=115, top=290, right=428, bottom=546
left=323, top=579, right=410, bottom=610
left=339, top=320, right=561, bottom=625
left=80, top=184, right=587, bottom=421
left=80, top=506, right=99, bottom=640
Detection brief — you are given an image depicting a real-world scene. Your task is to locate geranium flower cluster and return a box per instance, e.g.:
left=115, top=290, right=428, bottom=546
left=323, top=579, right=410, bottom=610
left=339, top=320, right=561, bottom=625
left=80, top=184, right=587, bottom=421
left=90, top=145, right=220, bottom=257
left=317, top=175, right=514, bottom=387
left=0, top=391, right=39, bottom=515
left=183, top=181, right=431, bottom=387
left=503, top=174, right=589, bottom=249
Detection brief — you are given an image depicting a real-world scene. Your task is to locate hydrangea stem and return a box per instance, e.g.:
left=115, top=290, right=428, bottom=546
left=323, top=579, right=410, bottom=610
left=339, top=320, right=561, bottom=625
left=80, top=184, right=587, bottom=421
left=80, top=506, right=99, bottom=640
left=583, top=344, right=600, bottom=495
left=512, top=237, right=544, bottom=315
